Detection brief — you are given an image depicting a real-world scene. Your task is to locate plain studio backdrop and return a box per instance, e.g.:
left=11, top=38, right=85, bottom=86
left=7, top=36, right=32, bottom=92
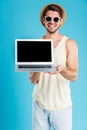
left=0, top=0, right=87, bottom=130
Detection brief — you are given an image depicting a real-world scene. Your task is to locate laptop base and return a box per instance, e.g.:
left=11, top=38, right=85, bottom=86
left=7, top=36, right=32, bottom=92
left=15, top=64, right=56, bottom=72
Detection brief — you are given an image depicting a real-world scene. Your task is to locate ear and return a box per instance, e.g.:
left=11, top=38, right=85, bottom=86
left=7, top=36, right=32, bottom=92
left=59, top=18, right=63, bottom=27
left=42, top=17, right=45, bottom=25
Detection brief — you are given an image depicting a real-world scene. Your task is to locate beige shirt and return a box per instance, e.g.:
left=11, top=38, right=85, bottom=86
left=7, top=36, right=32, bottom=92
left=32, top=36, right=72, bottom=110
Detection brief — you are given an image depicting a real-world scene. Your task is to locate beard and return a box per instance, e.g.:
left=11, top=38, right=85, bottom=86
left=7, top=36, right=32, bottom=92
left=46, top=26, right=59, bottom=34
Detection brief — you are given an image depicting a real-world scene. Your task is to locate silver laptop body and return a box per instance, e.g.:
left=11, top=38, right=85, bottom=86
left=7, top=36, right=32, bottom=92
left=15, top=39, right=56, bottom=72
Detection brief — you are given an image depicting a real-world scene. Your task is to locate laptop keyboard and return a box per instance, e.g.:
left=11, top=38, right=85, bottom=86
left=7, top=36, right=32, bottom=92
left=18, top=65, right=52, bottom=69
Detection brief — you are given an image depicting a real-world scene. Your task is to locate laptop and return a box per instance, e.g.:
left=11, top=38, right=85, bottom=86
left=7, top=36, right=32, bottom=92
left=15, top=39, right=56, bottom=72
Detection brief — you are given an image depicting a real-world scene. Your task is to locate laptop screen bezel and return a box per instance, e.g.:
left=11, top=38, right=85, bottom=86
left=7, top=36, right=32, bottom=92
left=15, top=39, right=54, bottom=65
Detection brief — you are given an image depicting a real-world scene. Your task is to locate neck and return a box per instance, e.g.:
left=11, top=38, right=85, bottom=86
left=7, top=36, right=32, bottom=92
left=45, top=31, right=60, bottom=40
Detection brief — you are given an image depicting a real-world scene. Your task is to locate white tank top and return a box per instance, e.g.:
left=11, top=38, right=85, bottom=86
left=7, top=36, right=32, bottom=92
left=32, top=36, right=72, bottom=110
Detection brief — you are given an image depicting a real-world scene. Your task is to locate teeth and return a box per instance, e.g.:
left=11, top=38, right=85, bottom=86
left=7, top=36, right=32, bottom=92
left=49, top=25, right=54, bottom=28
left=50, top=25, right=54, bottom=28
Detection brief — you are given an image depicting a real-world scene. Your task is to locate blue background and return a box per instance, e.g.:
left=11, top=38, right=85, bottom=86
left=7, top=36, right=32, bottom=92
left=0, top=0, right=87, bottom=130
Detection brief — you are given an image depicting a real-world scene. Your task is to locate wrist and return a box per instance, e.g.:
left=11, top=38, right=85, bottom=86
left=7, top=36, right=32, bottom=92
left=56, top=65, right=64, bottom=73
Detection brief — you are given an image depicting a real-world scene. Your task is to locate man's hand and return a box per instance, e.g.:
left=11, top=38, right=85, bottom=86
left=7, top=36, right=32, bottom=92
left=29, top=72, right=40, bottom=84
left=47, top=65, right=64, bottom=74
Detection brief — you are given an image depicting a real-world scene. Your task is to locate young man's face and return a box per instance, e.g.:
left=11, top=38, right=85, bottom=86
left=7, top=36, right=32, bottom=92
left=43, top=10, right=62, bottom=34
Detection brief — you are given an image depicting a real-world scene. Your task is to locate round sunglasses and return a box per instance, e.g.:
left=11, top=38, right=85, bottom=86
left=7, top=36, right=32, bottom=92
left=44, top=16, right=60, bottom=22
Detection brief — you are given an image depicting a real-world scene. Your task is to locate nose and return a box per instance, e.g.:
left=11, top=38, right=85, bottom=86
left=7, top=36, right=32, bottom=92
left=50, top=18, right=55, bottom=24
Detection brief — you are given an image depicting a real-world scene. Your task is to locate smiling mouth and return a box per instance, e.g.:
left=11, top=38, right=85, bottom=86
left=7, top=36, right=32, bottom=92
left=47, top=24, right=56, bottom=30
left=49, top=25, right=54, bottom=28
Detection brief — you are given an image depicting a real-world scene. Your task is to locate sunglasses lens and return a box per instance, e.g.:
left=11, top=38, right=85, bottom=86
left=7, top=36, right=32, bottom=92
left=54, top=17, right=59, bottom=22
left=45, top=16, right=60, bottom=22
left=45, top=16, right=51, bottom=22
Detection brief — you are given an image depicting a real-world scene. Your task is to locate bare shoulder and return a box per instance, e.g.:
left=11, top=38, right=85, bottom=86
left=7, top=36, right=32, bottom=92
left=66, top=38, right=78, bottom=52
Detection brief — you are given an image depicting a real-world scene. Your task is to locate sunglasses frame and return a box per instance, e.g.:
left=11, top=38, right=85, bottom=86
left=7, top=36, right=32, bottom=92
left=44, top=16, right=61, bottom=23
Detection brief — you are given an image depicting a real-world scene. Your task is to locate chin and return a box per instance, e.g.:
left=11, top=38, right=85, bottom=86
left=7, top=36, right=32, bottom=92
left=47, top=29, right=58, bottom=34
left=46, top=27, right=58, bottom=34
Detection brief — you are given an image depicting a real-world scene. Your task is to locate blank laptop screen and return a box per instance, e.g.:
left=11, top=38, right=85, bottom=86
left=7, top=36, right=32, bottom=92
left=17, top=41, right=52, bottom=62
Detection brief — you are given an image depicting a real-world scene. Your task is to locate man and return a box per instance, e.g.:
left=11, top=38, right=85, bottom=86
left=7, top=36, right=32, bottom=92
left=29, top=3, right=78, bottom=130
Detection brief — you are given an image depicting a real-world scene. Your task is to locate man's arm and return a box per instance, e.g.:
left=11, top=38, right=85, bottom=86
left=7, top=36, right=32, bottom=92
left=57, top=39, right=78, bottom=81
left=29, top=72, right=40, bottom=84
left=49, top=39, right=78, bottom=82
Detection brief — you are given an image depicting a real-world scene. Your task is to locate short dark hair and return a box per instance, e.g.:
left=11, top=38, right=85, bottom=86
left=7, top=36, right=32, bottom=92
left=42, top=4, right=63, bottom=18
